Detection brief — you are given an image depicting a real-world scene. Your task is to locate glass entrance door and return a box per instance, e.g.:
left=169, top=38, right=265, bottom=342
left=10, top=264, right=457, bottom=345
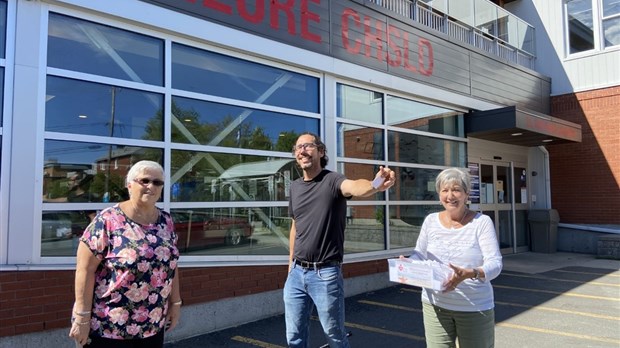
left=470, top=160, right=529, bottom=254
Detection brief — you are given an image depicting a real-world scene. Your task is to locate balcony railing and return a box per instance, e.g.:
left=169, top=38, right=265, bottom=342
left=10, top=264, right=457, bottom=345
left=369, top=0, right=536, bottom=69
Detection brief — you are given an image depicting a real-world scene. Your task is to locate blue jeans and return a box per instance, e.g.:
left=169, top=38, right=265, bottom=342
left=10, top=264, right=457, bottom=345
left=283, top=263, right=350, bottom=348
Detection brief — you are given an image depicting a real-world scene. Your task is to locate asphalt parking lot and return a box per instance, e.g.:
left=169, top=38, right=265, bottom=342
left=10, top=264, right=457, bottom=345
left=165, top=253, right=620, bottom=348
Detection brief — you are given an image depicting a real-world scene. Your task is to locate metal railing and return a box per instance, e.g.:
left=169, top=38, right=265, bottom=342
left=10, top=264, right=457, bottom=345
left=446, top=20, right=472, bottom=45
left=369, top=0, right=535, bottom=69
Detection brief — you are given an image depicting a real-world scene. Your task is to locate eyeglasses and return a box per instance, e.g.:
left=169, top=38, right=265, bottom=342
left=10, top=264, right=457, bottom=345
left=134, top=178, right=165, bottom=187
left=292, top=143, right=318, bottom=152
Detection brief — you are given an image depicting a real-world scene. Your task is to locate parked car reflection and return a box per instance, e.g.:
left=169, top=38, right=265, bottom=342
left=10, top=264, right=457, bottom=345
left=41, top=211, right=92, bottom=242
left=172, top=210, right=253, bottom=252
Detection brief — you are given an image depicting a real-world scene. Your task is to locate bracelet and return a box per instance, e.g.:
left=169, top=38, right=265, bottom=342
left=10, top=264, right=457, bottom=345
left=171, top=300, right=183, bottom=306
left=73, top=320, right=90, bottom=326
left=470, top=268, right=480, bottom=280
left=74, top=310, right=91, bottom=317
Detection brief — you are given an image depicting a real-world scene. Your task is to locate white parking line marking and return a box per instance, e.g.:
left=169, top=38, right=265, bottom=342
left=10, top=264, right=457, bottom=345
left=309, top=315, right=426, bottom=342
left=492, top=284, right=620, bottom=301
left=494, top=301, right=620, bottom=321
left=497, top=323, right=620, bottom=345
left=231, top=335, right=284, bottom=348
left=501, top=271, right=620, bottom=287
left=343, top=321, right=426, bottom=342
left=358, top=299, right=422, bottom=312
left=552, top=269, right=620, bottom=278
left=361, top=298, right=618, bottom=321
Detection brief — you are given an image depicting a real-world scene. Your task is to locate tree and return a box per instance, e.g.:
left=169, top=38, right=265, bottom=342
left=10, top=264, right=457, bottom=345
left=274, top=130, right=299, bottom=152
left=247, top=127, right=272, bottom=151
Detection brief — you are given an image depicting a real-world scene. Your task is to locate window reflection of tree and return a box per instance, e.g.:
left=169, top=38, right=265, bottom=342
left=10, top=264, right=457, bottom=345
left=164, top=76, right=303, bottom=247
left=72, top=19, right=309, bottom=247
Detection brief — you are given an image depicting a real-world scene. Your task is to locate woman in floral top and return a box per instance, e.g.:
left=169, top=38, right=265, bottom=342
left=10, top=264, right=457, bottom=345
left=69, top=161, right=181, bottom=348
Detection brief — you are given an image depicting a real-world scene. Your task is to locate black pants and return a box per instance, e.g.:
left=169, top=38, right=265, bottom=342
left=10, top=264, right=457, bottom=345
left=85, top=330, right=164, bottom=348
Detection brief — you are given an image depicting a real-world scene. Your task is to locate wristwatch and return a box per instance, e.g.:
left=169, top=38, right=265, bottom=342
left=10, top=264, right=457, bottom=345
left=471, top=268, right=480, bottom=280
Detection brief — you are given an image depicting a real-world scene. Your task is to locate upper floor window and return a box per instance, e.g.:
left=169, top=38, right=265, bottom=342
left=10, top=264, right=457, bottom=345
left=602, top=0, right=620, bottom=48
left=566, top=0, right=620, bottom=55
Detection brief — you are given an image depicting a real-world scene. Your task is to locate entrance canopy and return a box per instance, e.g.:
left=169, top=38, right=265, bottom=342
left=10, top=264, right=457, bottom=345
left=466, top=106, right=582, bottom=146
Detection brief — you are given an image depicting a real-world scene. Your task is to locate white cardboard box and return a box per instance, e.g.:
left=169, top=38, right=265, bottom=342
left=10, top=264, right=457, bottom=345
left=388, top=258, right=453, bottom=291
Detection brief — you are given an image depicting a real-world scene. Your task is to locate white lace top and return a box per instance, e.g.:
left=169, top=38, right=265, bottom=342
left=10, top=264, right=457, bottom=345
left=414, top=212, right=503, bottom=312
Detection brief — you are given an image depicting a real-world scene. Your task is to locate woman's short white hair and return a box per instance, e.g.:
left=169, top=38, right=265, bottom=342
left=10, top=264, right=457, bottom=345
left=435, top=167, right=471, bottom=194
left=126, top=160, right=164, bottom=186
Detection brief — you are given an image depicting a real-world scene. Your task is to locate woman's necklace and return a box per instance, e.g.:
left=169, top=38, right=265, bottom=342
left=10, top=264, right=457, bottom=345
left=449, top=209, right=469, bottom=229
left=127, top=201, right=158, bottom=225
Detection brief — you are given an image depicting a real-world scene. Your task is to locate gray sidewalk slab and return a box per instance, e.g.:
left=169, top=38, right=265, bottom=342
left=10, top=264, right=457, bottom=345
left=501, top=251, right=620, bottom=273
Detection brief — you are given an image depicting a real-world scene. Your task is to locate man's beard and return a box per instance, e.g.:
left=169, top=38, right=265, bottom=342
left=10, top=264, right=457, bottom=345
left=297, top=157, right=314, bottom=170
left=299, top=161, right=313, bottom=169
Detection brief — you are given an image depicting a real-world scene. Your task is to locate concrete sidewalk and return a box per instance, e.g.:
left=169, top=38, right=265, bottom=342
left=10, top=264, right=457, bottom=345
left=501, top=251, right=619, bottom=273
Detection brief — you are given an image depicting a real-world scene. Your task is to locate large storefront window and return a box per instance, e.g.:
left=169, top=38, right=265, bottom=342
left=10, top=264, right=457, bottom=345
left=170, top=151, right=300, bottom=203
left=388, top=131, right=465, bottom=166
left=171, top=207, right=291, bottom=256
left=42, top=140, right=163, bottom=203
left=336, top=84, right=383, bottom=123
left=337, top=83, right=466, bottom=250
left=46, top=77, right=164, bottom=139
left=389, top=204, right=443, bottom=248
left=345, top=205, right=385, bottom=254
left=41, top=13, right=320, bottom=258
left=48, top=13, right=164, bottom=86
left=41, top=140, right=163, bottom=257
left=339, top=163, right=386, bottom=202
left=385, top=95, right=463, bottom=137
left=171, top=96, right=318, bottom=149
left=388, top=166, right=442, bottom=202
left=336, top=124, right=384, bottom=160
left=172, top=43, right=319, bottom=113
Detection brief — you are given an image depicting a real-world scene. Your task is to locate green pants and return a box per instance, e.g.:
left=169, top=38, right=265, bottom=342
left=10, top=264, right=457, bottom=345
left=422, top=302, right=495, bottom=348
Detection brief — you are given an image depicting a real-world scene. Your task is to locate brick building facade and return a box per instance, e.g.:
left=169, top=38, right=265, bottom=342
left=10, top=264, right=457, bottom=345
left=549, top=86, right=620, bottom=224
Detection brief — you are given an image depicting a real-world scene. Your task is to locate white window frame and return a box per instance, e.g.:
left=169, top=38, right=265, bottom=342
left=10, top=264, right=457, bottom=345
left=565, top=0, right=620, bottom=57
left=0, top=0, right=15, bottom=267
left=600, top=0, right=620, bottom=49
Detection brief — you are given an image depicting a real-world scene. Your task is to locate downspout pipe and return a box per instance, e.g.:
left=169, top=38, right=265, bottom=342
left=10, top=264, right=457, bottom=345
left=538, top=146, right=551, bottom=209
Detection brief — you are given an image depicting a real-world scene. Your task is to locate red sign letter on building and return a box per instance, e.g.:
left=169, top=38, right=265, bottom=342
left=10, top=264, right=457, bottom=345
left=203, top=0, right=233, bottom=14
left=342, top=9, right=361, bottom=54
left=403, top=32, right=418, bottom=73
left=238, top=0, right=265, bottom=23
left=387, top=25, right=402, bottom=67
left=270, top=0, right=296, bottom=35
left=301, top=0, right=321, bottom=43
left=364, top=16, right=384, bottom=62
left=418, top=38, right=434, bottom=76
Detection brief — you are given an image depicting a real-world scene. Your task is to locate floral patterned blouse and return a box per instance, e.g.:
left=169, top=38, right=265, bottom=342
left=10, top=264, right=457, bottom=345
left=80, top=204, right=179, bottom=340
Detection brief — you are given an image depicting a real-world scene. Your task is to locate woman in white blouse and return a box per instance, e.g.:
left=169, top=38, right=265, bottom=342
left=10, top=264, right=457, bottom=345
left=410, top=167, right=503, bottom=348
